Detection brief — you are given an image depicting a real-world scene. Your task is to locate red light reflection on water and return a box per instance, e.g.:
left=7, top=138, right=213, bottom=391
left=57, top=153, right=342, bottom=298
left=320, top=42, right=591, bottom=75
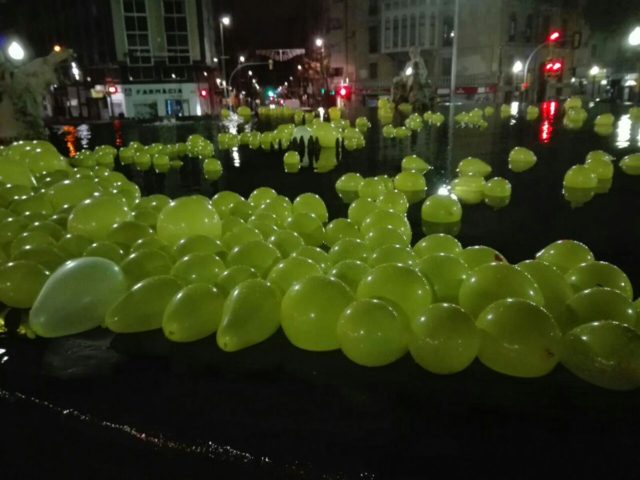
left=539, top=100, right=558, bottom=144
left=62, top=125, right=77, bottom=157
left=113, top=119, right=123, bottom=147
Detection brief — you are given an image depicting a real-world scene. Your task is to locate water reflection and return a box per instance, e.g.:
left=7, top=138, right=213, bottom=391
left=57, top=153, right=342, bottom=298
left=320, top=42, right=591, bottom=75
left=113, top=119, right=124, bottom=147
left=539, top=100, right=558, bottom=144
left=616, top=114, right=632, bottom=149
left=77, top=124, right=92, bottom=150
left=231, top=147, right=241, bottom=168
left=61, top=125, right=77, bottom=157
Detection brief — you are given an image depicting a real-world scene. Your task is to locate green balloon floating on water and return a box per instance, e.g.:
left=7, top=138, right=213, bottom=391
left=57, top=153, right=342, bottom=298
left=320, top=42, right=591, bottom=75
left=157, top=196, right=221, bottom=246
left=0, top=260, right=49, bottom=308
left=67, top=195, right=133, bottom=241
left=162, top=283, right=226, bottom=343
left=217, top=279, right=281, bottom=352
left=29, top=257, right=128, bottom=337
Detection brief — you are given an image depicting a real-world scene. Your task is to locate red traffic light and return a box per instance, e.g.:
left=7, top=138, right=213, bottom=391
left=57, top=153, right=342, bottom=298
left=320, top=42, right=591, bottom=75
left=107, top=85, right=118, bottom=94
left=547, top=31, right=561, bottom=42
left=199, top=88, right=209, bottom=98
left=337, top=85, right=351, bottom=100
left=544, top=59, right=563, bottom=77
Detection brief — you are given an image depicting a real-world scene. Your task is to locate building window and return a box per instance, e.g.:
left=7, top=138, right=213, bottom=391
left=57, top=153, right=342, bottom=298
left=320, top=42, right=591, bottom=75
left=384, top=17, right=391, bottom=49
left=401, top=15, right=408, bottom=47
left=123, top=0, right=152, bottom=67
left=442, top=15, right=453, bottom=47
left=508, top=14, right=517, bottom=43
left=393, top=16, right=399, bottom=48
left=418, top=13, right=426, bottom=46
left=441, top=56, right=452, bottom=76
left=409, top=14, right=416, bottom=45
left=429, top=13, right=436, bottom=46
left=384, top=1, right=391, bottom=11
left=369, top=25, right=379, bottom=53
left=525, top=14, right=533, bottom=43
left=369, top=0, right=378, bottom=16
left=163, top=0, right=190, bottom=65
left=369, top=62, right=378, bottom=79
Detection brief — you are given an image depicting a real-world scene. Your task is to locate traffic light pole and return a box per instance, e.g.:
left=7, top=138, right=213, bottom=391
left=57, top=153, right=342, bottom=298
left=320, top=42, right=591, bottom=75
left=523, top=42, right=549, bottom=104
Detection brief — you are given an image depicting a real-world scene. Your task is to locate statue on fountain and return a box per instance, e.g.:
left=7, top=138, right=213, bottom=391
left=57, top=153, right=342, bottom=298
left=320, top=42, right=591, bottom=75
left=0, top=49, right=74, bottom=143
left=391, top=47, right=433, bottom=112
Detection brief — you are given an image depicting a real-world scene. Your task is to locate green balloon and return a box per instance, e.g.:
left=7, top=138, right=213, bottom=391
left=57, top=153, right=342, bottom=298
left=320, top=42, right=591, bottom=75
left=29, top=257, right=128, bottom=337
left=421, top=193, right=462, bottom=224
left=329, top=238, right=369, bottom=265
left=460, top=245, right=507, bottom=269
left=173, top=234, right=226, bottom=260
left=266, top=256, right=323, bottom=295
left=170, top=252, right=225, bottom=285
left=457, top=157, right=492, bottom=177
left=0, top=260, right=49, bottom=308
left=10, top=192, right=54, bottom=216
left=565, top=261, right=633, bottom=300
left=130, top=237, right=173, bottom=257
left=483, top=177, right=512, bottom=209
left=562, top=321, right=640, bottom=391
left=328, top=259, right=370, bottom=294
left=357, top=263, right=432, bottom=322
left=268, top=230, right=305, bottom=258
left=217, top=279, right=281, bottom=351
left=46, top=179, right=102, bottom=211
left=27, top=220, right=65, bottom=241
left=68, top=195, right=133, bottom=241
left=162, top=283, right=225, bottom=342
left=57, top=233, right=92, bottom=259
left=203, top=158, right=223, bottom=181
left=106, top=275, right=183, bottom=333
left=283, top=151, right=301, bottom=173
left=414, top=234, right=462, bottom=258
left=137, top=194, right=171, bottom=213
left=535, top=239, right=594, bottom=274
left=84, top=241, right=126, bottom=263
left=369, top=244, right=417, bottom=268
left=257, top=196, right=292, bottom=227
left=157, top=196, right=221, bottom=246
left=476, top=298, right=561, bottom=377
left=286, top=212, right=325, bottom=247
left=248, top=187, right=278, bottom=208
left=348, top=198, right=379, bottom=226
left=458, top=262, right=544, bottom=319
left=9, top=231, right=57, bottom=257
left=120, top=248, right=174, bottom=286
left=226, top=240, right=281, bottom=277
left=409, top=303, right=479, bottom=374
left=451, top=176, right=486, bottom=205
left=215, top=265, right=259, bottom=295
left=281, top=275, right=354, bottom=351
left=337, top=298, right=409, bottom=366
left=363, top=226, right=408, bottom=252
left=211, top=191, right=244, bottom=219
left=376, top=189, right=409, bottom=215
left=324, top=218, right=360, bottom=247
left=584, top=154, right=614, bottom=181
left=418, top=254, right=469, bottom=303
left=619, top=153, right=640, bottom=175
left=401, top=155, right=431, bottom=174
left=106, top=221, right=154, bottom=248
left=292, top=193, right=328, bottom=223
left=360, top=210, right=411, bottom=243
left=12, top=245, right=66, bottom=273
left=291, top=245, right=331, bottom=271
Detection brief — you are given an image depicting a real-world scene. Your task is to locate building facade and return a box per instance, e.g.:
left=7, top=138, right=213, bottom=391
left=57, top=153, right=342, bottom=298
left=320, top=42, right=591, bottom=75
left=323, top=0, right=593, bottom=105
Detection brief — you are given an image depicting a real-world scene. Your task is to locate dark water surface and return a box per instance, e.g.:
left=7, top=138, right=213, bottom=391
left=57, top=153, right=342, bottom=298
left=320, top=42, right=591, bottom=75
left=1, top=104, right=640, bottom=478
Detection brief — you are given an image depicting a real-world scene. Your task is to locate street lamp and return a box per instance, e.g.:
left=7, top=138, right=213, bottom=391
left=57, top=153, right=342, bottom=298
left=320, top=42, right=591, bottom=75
left=589, top=65, right=600, bottom=99
left=219, top=15, right=231, bottom=99
left=315, top=37, right=324, bottom=48
left=512, top=60, right=523, bottom=74
left=248, top=70, right=253, bottom=76
left=6, top=40, right=25, bottom=61
left=629, top=26, right=640, bottom=47
left=239, top=55, right=245, bottom=63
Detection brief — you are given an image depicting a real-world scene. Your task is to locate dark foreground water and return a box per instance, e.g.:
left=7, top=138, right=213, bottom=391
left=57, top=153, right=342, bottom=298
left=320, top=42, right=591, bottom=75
left=1, top=104, right=640, bottom=478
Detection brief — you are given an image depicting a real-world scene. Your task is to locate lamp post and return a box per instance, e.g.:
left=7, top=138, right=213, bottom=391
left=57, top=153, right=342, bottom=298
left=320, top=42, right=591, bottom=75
left=219, top=15, right=231, bottom=101
left=589, top=65, right=600, bottom=99
left=315, top=37, right=328, bottom=101
left=512, top=60, right=523, bottom=100
left=523, top=31, right=561, bottom=103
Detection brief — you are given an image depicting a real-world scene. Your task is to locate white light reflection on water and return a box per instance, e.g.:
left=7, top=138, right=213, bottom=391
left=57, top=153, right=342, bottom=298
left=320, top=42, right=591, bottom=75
left=76, top=124, right=92, bottom=150
left=616, top=114, right=632, bottom=149
left=231, top=147, right=240, bottom=167
left=0, top=348, right=8, bottom=364
left=509, top=102, right=519, bottom=125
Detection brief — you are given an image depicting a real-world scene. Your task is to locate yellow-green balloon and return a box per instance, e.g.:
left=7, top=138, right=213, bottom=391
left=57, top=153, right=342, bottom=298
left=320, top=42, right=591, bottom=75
left=484, top=177, right=511, bottom=209
left=281, top=275, right=354, bottom=351
left=414, top=234, right=462, bottom=258
left=226, top=240, right=281, bottom=277
left=286, top=212, right=325, bottom=247
left=29, top=257, right=128, bottom=337
left=328, top=259, right=370, bottom=294
left=170, top=252, right=225, bottom=285
left=217, top=279, right=281, bottom=351
left=157, top=196, right=221, bottom=246
left=120, top=248, right=174, bottom=286
left=535, top=239, right=594, bottom=274
left=266, top=256, right=323, bottom=295
left=460, top=245, right=507, bottom=269
left=162, top=283, right=225, bottom=342
left=451, top=176, right=485, bottom=205
left=67, top=195, right=133, bottom=241
left=457, top=157, right=492, bottom=177
left=0, top=260, right=49, bottom=308
left=418, top=253, right=469, bottom=303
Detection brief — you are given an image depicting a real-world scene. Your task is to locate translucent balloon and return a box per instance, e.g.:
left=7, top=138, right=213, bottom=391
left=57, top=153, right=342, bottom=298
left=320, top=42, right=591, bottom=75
left=376, top=190, right=409, bottom=215
left=46, top=179, right=102, bottom=211
left=162, top=283, right=225, bottom=342
left=458, top=262, right=544, bottom=319
left=311, top=122, right=340, bottom=148
left=281, top=275, right=354, bottom=351
left=29, top=257, right=128, bottom=337
left=57, top=233, right=92, bottom=259
left=337, top=298, right=409, bottom=367
left=106, top=221, right=153, bottom=248
left=203, top=158, right=223, bottom=181
left=584, top=154, right=614, bottom=181
left=286, top=212, right=325, bottom=247
left=409, top=303, right=479, bottom=374
left=483, top=177, right=511, bottom=209
left=476, top=298, right=561, bottom=377
left=565, top=287, right=637, bottom=333
left=217, top=279, right=281, bottom=351
left=516, top=260, right=573, bottom=330
left=382, top=124, right=396, bottom=137
left=357, top=263, right=432, bottom=322
left=106, top=275, right=183, bottom=333
left=328, top=260, right=370, bottom=294
left=414, top=234, right=462, bottom=258
left=170, top=252, right=226, bottom=285
left=361, top=210, right=412, bottom=243
left=0, top=261, right=49, bottom=308
left=535, top=239, right=594, bottom=274
left=156, top=196, right=221, bottom=246
left=421, top=193, right=462, bottom=224
left=562, top=320, right=640, bottom=391
left=457, top=157, right=492, bottom=177
left=358, top=177, right=387, bottom=201
left=348, top=198, right=379, bottom=226
left=451, top=176, right=485, bottom=205
left=418, top=254, right=469, bottom=303
left=120, top=248, right=174, bottom=286
left=329, top=238, right=369, bottom=265
left=257, top=196, right=292, bottom=226
left=565, top=261, right=633, bottom=300
left=226, top=240, right=281, bottom=277
left=619, top=153, right=640, bottom=175
left=12, top=245, right=66, bottom=273
left=563, top=165, right=597, bottom=207
left=67, top=195, right=133, bottom=241
left=173, top=234, right=225, bottom=260
left=283, top=151, right=301, bottom=173
left=335, top=173, right=364, bottom=203
left=10, top=231, right=57, bottom=257
left=401, top=155, right=431, bottom=174
left=266, top=256, right=323, bottom=295
left=292, top=193, right=328, bottom=223
left=324, top=218, right=360, bottom=247
left=84, top=241, right=126, bottom=264
left=131, top=237, right=173, bottom=258
left=215, top=265, right=259, bottom=295
left=393, top=171, right=426, bottom=204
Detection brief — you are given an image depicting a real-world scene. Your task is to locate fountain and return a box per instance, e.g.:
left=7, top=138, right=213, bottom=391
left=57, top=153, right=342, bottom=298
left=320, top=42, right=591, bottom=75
left=391, top=47, right=433, bottom=112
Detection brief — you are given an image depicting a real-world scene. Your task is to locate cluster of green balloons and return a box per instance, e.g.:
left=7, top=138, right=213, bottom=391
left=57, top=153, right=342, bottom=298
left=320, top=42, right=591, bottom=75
left=454, top=108, right=488, bottom=129
left=562, top=150, right=617, bottom=207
